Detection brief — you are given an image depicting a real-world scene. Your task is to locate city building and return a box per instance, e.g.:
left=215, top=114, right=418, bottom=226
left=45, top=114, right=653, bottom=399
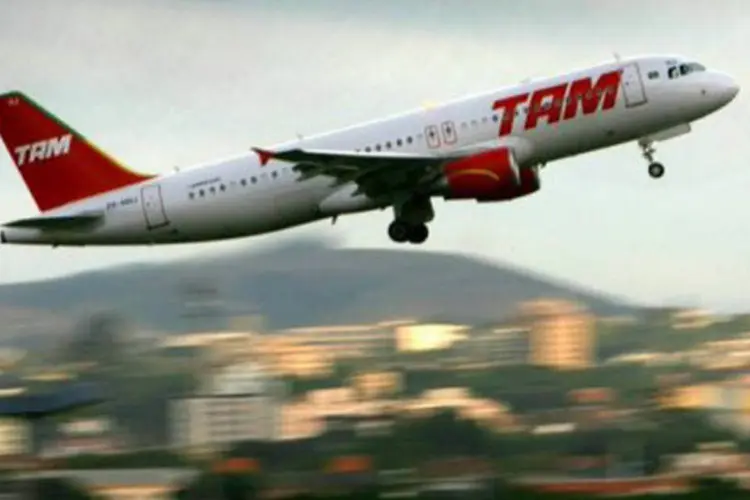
left=671, top=308, right=720, bottom=330
left=351, top=371, right=402, bottom=399
left=170, top=361, right=284, bottom=455
left=395, top=323, right=469, bottom=352
left=254, top=337, right=334, bottom=378
left=460, top=326, right=530, bottom=366
left=43, top=417, right=120, bottom=458
left=0, top=417, right=28, bottom=458
left=274, top=321, right=405, bottom=361
left=517, top=299, right=596, bottom=370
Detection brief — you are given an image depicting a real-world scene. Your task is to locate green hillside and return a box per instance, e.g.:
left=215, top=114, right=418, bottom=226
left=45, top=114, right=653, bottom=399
left=0, top=238, right=636, bottom=332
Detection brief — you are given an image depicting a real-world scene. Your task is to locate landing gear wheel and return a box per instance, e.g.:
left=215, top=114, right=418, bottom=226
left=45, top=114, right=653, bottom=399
left=407, top=224, right=429, bottom=244
left=648, top=162, right=665, bottom=179
left=639, top=140, right=664, bottom=179
left=388, top=220, right=410, bottom=243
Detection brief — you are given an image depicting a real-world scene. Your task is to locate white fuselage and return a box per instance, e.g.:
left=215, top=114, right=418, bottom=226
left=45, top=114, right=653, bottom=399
left=0, top=54, right=739, bottom=246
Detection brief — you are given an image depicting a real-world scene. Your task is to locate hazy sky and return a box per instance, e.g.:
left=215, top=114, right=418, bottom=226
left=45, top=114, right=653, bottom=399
left=1, top=0, right=749, bottom=311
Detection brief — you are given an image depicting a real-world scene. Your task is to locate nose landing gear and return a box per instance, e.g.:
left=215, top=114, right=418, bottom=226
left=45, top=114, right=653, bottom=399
left=648, top=162, right=665, bottom=179
left=640, top=140, right=665, bottom=179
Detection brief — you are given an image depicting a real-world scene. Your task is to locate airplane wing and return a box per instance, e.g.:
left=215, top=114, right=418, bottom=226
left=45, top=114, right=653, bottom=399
left=3, top=212, right=104, bottom=230
left=255, top=147, right=461, bottom=199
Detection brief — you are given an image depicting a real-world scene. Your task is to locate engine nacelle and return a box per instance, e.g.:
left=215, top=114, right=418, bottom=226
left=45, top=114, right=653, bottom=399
left=440, top=148, right=540, bottom=201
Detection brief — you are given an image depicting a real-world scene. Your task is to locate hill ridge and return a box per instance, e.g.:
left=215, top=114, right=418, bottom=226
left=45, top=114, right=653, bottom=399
left=0, top=238, right=637, bottom=331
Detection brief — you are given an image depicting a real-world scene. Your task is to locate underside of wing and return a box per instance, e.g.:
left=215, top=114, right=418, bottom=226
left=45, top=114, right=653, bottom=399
left=254, top=147, right=454, bottom=199
left=4, top=212, right=104, bottom=230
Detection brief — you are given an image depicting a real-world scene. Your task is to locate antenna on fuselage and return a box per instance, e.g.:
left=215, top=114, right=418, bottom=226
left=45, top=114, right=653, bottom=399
left=613, top=51, right=621, bottom=62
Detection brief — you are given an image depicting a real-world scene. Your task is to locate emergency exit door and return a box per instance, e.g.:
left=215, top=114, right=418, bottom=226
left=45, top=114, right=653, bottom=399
left=141, top=184, right=169, bottom=230
left=620, top=62, right=648, bottom=108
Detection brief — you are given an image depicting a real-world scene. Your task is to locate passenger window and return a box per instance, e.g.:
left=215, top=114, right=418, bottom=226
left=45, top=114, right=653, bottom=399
left=648, top=71, right=659, bottom=80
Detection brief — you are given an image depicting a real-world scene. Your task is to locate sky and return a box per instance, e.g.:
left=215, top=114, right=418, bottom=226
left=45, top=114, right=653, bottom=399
left=0, top=0, right=749, bottom=311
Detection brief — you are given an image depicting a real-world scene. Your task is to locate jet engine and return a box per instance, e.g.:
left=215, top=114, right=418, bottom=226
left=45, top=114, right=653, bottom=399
left=439, top=147, right=540, bottom=201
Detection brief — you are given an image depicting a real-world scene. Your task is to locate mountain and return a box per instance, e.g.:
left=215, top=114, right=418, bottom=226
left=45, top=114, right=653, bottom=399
left=0, top=238, right=637, bottom=332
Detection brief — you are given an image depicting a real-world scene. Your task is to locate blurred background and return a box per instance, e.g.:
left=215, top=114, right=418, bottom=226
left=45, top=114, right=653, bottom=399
left=1, top=0, right=750, bottom=498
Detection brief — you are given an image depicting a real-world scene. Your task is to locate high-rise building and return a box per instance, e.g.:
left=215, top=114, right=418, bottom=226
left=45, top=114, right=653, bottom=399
left=517, top=299, right=596, bottom=370
left=170, top=361, right=284, bottom=456
left=0, top=417, right=28, bottom=458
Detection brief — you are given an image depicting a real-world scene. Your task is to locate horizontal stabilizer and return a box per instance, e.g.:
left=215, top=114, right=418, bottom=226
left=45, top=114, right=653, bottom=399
left=4, top=212, right=103, bottom=230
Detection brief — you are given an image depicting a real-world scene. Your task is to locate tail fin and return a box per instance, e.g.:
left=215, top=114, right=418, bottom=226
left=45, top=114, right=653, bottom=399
left=0, top=91, right=154, bottom=212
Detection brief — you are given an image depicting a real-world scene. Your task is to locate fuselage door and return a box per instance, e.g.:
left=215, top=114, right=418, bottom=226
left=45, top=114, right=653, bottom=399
left=620, top=62, right=648, bottom=108
left=140, top=184, right=169, bottom=230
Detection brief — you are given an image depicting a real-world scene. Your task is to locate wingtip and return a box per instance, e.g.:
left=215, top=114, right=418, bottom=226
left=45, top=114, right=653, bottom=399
left=251, top=147, right=275, bottom=166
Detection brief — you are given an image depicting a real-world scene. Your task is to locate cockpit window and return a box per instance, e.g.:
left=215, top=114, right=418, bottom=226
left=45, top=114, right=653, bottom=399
left=648, top=70, right=660, bottom=80
left=668, top=62, right=706, bottom=79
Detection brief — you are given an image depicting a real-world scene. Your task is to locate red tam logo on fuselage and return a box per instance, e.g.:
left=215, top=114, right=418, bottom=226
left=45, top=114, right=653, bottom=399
left=492, top=69, right=622, bottom=137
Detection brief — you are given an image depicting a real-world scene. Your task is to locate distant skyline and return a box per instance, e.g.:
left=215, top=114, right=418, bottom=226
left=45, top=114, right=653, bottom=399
left=1, top=0, right=749, bottom=312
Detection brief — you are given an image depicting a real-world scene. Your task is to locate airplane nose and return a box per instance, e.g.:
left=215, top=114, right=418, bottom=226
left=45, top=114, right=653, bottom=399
left=717, top=72, right=740, bottom=103
left=726, top=77, right=740, bottom=100
left=701, top=72, right=740, bottom=109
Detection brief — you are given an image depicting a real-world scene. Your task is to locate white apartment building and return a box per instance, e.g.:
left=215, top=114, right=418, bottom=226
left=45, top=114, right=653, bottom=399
left=0, top=417, right=28, bottom=457
left=170, top=361, right=284, bottom=453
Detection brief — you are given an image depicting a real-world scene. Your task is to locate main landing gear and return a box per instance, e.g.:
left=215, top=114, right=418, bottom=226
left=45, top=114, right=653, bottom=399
left=639, top=140, right=665, bottom=179
left=388, top=195, right=434, bottom=245
left=388, top=220, right=429, bottom=244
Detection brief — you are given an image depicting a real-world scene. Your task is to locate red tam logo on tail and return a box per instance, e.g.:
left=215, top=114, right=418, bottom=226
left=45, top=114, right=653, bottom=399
left=0, top=91, right=154, bottom=212
left=14, top=134, right=72, bottom=166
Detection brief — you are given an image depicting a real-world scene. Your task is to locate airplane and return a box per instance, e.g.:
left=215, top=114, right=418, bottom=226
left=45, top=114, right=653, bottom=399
left=0, top=54, right=739, bottom=247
